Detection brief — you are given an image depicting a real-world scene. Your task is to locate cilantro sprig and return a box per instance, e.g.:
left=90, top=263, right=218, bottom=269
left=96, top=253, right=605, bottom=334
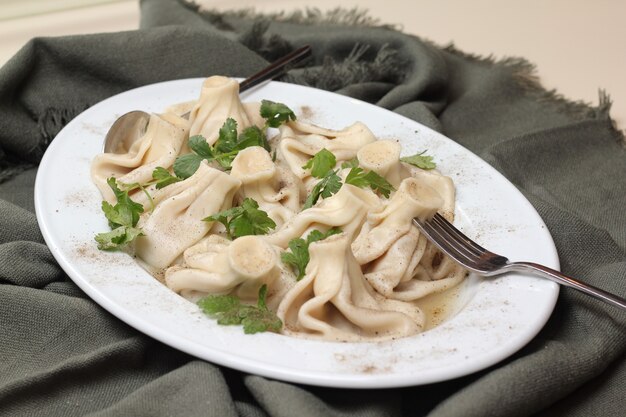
left=260, top=100, right=297, bottom=128
left=173, top=135, right=215, bottom=179
left=95, top=178, right=144, bottom=250
left=173, top=121, right=268, bottom=178
left=400, top=151, right=436, bottom=170
left=197, top=284, right=282, bottom=334
left=150, top=167, right=182, bottom=189
left=174, top=100, right=296, bottom=178
left=120, top=167, right=182, bottom=193
left=203, top=198, right=276, bottom=239
left=302, top=170, right=342, bottom=210
left=344, top=166, right=395, bottom=198
left=281, top=228, right=342, bottom=280
left=302, top=148, right=336, bottom=178
left=340, top=157, right=359, bottom=169
left=300, top=149, right=343, bottom=209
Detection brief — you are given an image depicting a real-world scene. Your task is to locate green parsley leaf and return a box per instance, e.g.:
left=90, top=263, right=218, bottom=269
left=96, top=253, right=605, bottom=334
left=95, top=178, right=145, bottom=251
left=104, top=177, right=144, bottom=228
left=173, top=153, right=204, bottom=179
left=174, top=116, right=276, bottom=174
left=345, top=167, right=395, bottom=198
left=95, top=226, right=143, bottom=251
left=197, top=293, right=240, bottom=315
left=203, top=198, right=276, bottom=239
left=152, top=167, right=182, bottom=189
left=203, top=205, right=244, bottom=233
left=213, top=121, right=272, bottom=170
left=173, top=134, right=218, bottom=179
left=302, top=149, right=337, bottom=179
left=400, top=151, right=436, bottom=170
left=341, top=157, right=359, bottom=169
left=214, top=118, right=238, bottom=154
left=260, top=100, right=296, bottom=128
left=302, top=170, right=342, bottom=210
left=306, top=227, right=342, bottom=244
left=280, top=238, right=308, bottom=280
left=237, top=125, right=271, bottom=152
left=101, top=201, right=129, bottom=229
left=343, top=166, right=369, bottom=189
left=188, top=135, right=214, bottom=159
left=197, top=284, right=282, bottom=334
left=281, top=228, right=342, bottom=280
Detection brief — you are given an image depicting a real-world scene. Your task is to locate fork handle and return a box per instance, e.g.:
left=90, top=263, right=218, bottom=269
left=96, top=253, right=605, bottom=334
left=506, top=262, right=626, bottom=310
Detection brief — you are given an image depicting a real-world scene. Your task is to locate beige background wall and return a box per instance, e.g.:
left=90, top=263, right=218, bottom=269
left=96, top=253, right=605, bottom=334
left=1, top=0, right=624, bottom=128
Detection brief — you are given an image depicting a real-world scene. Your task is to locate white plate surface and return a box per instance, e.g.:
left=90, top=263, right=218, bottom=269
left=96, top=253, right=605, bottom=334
left=35, top=79, right=559, bottom=388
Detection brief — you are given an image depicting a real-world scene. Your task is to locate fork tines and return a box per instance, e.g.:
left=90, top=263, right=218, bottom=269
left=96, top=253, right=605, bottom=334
left=413, top=213, right=491, bottom=271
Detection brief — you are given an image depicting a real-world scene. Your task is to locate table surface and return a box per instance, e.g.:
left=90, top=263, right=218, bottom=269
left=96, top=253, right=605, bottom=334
left=1, top=0, right=624, bottom=129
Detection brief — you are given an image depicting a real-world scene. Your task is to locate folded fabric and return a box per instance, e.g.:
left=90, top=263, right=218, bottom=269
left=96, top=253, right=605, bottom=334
left=0, top=0, right=624, bottom=416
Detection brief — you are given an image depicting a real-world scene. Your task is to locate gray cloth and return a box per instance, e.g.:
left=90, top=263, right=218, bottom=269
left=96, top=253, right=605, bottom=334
left=0, top=0, right=624, bottom=415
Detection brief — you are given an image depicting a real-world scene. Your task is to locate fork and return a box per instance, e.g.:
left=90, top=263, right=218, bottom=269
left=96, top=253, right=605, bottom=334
left=413, top=213, right=626, bottom=310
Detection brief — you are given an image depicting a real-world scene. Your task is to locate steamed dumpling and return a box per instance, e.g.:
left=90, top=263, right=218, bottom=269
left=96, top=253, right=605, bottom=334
left=277, top=233, right=424, bottom=341
left=356, top=140, right=404, bottom=188
left=352, top=177, right=443, bottom=265
left=135, top=162, right=241, bottom=269
left=265, top=183, right=381, bottom=248
left=275, top=120, right=377, bottom=183
left=188, top=76, right=260, bottom=144
left=352, top=177, right=465, bottom=300
left=389, top=241, right=467, bottom=301
left=91, top=113, right=187, bottom=203
left=404, top=164, right=456, bottom=221
left=165, top=235, right=281, bottom=300
left=230, top=146, right=303, bottom=227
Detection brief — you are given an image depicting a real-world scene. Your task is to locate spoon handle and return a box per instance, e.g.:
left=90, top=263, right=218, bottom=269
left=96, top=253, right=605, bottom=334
left=239, top=45, right=312, bottom=93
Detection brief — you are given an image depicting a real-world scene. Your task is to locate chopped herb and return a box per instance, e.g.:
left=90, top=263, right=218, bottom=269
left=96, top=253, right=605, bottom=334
left=341, top=157, right=359, bottom=169
left=172, top=153, right=203, bottom=179
left=95, top=226, right=143, bottom=251
left=281, top=228, right=342, bottom=280
left=175, top=118, right=278, bottom=176
left=197, top=284, right=282, bottom=334
left=151, top=167, right=182, bottom=189
left=237, top=125, right=271, bottom=152
left=260, top=100, right=296, bottom=128
left=95, top=178, right=144, bottom=250
left=345, top=166, right=395, bottom=198
left=302, top=169, right=342, bottom=209
left=214, top=118, right=238, bottom=154
left=302, top=148, right=337, bottom=178
left=203, top=198, right=276, bottom=239
left=400, top=151, right=436, bottom=170
left=103, top=178, right=143, bottom=228
left=173, top=134, right=217, bottom=179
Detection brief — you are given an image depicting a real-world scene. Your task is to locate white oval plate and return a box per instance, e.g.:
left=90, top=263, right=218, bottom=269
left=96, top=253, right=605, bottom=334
left=35, top=79, right=559, bottom=389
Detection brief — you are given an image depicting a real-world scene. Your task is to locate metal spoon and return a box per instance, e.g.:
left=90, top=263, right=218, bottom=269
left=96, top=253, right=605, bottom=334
left=103, top=45, right=312, bottom=153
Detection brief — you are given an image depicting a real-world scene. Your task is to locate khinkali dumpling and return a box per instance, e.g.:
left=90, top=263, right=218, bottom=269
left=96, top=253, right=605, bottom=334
left=356, top=140, right=404, bottom=188
left=265, top=183, right=380, bottom=248
left=277, top=233, right=424, bottom=341
left=188, top=76, right=259, bottom=144
left=352, top=177, right=442, bottom=265
left=352, top=177, right=465, bottom=300
left=276, top=120, right=377, bottom=182
left=404, top=165, right=456, bottom=221
left=165, top=235, right=280, bottom=300
left=135, top=162, right=241, bottom=269
left=91, top=113, right=187, bottom=203
left=230, top=146, right=302, bottom=227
